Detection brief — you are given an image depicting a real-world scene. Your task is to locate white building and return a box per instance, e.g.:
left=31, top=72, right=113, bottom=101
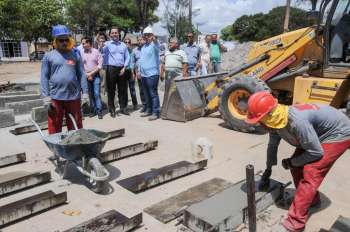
left=0, top=40, right=29, bottom=61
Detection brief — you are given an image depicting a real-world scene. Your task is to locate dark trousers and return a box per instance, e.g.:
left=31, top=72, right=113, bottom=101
left=106, top=65, right=127, bottom=112
left=137, top=78, right=146, bottom=110
left=125, top=69, right=138, bottom=106
left=141, top=75, right=160, bottom=116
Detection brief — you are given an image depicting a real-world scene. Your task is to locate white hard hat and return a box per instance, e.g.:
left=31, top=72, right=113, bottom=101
left=143, top=26, right=153, bottom=34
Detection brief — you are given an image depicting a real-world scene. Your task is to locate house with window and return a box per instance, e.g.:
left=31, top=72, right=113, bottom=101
left=0, top=40, right=29, bottom=61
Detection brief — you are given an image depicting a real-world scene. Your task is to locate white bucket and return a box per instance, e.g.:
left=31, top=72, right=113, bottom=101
left=191, top=137, right=213, bottom=162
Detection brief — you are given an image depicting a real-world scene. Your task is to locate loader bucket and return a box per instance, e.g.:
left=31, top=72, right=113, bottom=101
left=161, top=72, right=227, bottom=122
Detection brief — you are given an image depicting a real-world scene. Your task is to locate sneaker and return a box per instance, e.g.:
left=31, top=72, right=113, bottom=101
left=148, top=115, right=159, bottom=121
left=140, top=112, right=152, bottom=117
left=98, top=112, right=103, bottom=119
left=89, top=112, right=96, bottom=118
left=139, top=107, right=146, bottom=113
left=110, top=111, right=116, bottom=118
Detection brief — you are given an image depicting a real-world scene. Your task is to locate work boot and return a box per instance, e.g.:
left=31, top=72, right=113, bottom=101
left=140, top=112, right=152, bottom=117
left=120, top=108, right=130, bottom=115
left=148, top=115, right=159, bottom=121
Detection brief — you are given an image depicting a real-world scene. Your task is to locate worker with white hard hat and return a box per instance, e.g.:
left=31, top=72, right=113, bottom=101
left=138, top=26, right=161, bottom=121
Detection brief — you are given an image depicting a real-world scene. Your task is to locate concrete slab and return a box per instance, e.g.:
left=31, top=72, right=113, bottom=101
left=5, top=99, right=44, bottom=115
left=0, top=171, right=51, bottom=196
left=10, top=123, right=48, bottom=135
left=0, top=108, right=15, bottom=128
left=99, top=140, right=158, bottom=163
left=0, top=90, right=37, bottom=96
left=0, top=190, right=67, bottom=227
left=183, top=176, right=284, bottom=232
left=329, top=216, right=350, bottom=232
left=0, top=94, right=40, bottom=107
left=144, top=178, right=232, bottom=223
left=107, top=128, right=125, bottom=139
left=31, top=106, right=48, bottom=123
left=0, top=152, right=26, bottom=167
left=117, top=160, right=208, bottom=193
left=63, top=210, right=142, bottom=232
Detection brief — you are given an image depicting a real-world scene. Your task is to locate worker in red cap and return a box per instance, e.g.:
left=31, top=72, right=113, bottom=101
left=245, top=91, right=350, bottom=232
left=41, top=25, right=88, bottom=134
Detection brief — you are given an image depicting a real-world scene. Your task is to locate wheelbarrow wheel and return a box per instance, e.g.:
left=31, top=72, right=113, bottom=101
left=88, top=158, right=107, bottom=193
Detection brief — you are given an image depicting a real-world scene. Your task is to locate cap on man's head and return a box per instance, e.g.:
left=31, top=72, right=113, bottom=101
left=52, top=25, right=71, bottom=38
left=143, top=26, right=153, bottom=34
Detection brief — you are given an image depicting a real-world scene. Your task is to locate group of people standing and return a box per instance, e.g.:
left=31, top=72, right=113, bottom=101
left=40, top=24, right=227, bottom=134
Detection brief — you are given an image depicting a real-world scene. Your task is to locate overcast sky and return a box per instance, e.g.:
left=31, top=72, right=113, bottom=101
left=153, top=0, right=311, bottom=35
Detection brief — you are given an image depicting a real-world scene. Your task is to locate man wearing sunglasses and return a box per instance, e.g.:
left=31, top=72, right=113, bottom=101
left=40, top=25, right=88, bottom=134
left=245, top=91, right=350, bottom=232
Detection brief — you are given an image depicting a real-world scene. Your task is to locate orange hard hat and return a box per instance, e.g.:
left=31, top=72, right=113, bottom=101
left=245, top=91, right=277, bottom=124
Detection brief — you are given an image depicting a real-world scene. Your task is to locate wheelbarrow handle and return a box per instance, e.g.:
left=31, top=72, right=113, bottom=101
left=67, top=113, right=79, bottom=130
left=30, top=119, right=45, bottom=138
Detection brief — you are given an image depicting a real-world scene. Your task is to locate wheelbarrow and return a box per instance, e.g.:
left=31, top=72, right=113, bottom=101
left=31, top=114, right=110, bottom=193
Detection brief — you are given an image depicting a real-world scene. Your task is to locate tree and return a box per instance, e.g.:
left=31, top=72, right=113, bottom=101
left=162, top=0, right=198, bottom=43
left=0, top=0, right=63, bottom=52
left=227, top=6, right=313, bottom=42
left=65, top=0, right=159, bottom=38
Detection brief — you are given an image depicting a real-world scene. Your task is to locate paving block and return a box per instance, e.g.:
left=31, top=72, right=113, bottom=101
left=0, top=152, right=26, bottom=167
left=183, top=175, right=284, bottom=232
left=0, top=190, right=67, bottom=227
left=144, top=178, right=232, bottom=223
left=5, top=99, right=44, bottom=115
left=117, top=160, right=207, bottom=193
left=107, top=128, right=125, bottom=139
left=0, top=94, right=40, bottom=107
left=0, top=171, right=51, bottom=196
left=99, top=140, right=158, bottom=163
left=31, top=106, right=48, bottom=123
left=0, top=90, right=37, bottom=96
left=329, top=215, right=350, bottom=232
left=64, top=210, right=142, bottom=232
left=0, top=109, right=15, bottom=128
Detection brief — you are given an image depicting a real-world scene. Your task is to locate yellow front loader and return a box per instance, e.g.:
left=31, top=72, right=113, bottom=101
left=161, top=0, right=350, bottom=133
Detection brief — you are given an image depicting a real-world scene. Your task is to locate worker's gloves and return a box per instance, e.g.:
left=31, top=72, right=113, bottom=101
left=43, top=97, right=51, bottom=106
left=282, top=158, right=293, bottom=170
left=258, top=168, right=272, bottom=191
left=81, top=93, right=89, bottom=106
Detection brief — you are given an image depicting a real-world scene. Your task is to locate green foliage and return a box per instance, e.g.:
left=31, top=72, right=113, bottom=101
left=0, top=0, right=63, bottom=52
left=223, top=6, right=313, bottom=42
left=65, top=0, right=159, bottom=37
left=221, top=25, right=235, bottom=41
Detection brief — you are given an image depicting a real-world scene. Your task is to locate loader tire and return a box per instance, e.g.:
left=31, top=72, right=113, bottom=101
left=219, top=76, right=270, bottom=133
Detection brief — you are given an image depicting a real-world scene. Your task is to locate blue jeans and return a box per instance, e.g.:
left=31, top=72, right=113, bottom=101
left=88, top=75, right=102, bottom=113
left=188, top=66, right=197, bottom=76
left=141, top=75, right=160, bottom=116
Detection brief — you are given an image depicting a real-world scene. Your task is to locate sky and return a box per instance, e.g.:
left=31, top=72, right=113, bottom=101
left=153, top=0, right=311, bottom=35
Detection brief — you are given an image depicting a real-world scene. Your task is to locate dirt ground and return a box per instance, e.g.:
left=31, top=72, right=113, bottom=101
left=0, top=62, right=349, bottom=232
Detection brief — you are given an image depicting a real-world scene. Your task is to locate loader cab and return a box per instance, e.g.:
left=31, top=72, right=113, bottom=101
left=322, top=0, right=350, bottom=66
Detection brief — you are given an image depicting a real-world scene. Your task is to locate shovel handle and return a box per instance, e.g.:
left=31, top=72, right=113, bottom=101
left=30, top=119, right=45, bottom=138
left=67, top=113, right=79, bottom=130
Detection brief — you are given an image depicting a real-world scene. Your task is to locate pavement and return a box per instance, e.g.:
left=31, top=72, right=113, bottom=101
left=0, top=62, right=350, bottom=232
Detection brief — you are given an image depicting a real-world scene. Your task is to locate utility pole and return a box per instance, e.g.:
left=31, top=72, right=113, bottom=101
left=283, top=0, right=291, bottom=32
left=189, top=0, right=192, bottom=32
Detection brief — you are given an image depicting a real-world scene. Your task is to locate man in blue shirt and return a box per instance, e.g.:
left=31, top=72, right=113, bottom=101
left=124, top=37, right=138, bottom=110
left=139, top=26, right=160, bottom=121
left=181, top=32, right=201, bottom=76
left=103, top=27, right=130, bottom=117
left=40, top=25, right=88, bottom=134
left=131, top=36, right=146, bottom=112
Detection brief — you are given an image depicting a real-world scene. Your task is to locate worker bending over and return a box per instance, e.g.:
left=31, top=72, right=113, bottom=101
left=245, top=91, right=350, bottom=232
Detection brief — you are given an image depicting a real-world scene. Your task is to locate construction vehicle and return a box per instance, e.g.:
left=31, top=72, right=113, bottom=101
left=161, top=0, right=350, bottom=133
